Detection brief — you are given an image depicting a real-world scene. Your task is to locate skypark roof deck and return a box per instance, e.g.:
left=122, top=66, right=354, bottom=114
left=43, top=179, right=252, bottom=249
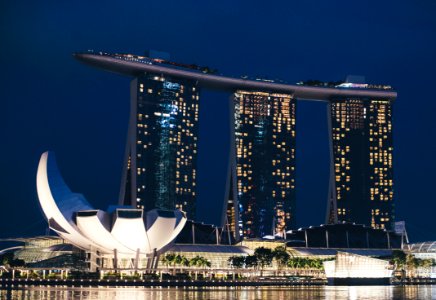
left=74, top=51, right=397, bottom=101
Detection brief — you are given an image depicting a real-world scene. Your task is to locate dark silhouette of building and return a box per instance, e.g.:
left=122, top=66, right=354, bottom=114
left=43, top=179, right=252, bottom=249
left=326, top=96, right=394, bottom=230
left=229, top=91, right=296, bottom=239
left=286, top=223, right=401, bottom=249
left=118, top=74, right=199, bottom=220
left=175, top=220, right=235, bottom=245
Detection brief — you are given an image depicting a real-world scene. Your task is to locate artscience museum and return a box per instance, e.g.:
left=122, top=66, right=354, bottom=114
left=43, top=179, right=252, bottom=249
left=36, top=151, right=187, bottom=271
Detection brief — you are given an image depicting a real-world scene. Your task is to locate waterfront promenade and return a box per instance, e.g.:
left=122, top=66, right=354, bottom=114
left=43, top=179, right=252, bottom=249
left=0, top=277, right=326, bottom=288
left=2, top=277, right=436, bottom=288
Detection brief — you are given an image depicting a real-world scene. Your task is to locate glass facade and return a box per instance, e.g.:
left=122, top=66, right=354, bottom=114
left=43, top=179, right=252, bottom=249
left=120, top=74, right=199, bottom=220
left=163, top=244, right=250, bottom=269
left=232, top=91, right=296, bottom=239
left=327, top=98, right=394, bottom=229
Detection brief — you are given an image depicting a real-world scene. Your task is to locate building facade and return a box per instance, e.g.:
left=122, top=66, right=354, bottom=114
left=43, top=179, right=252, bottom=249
left=231, top=91, right=297, bottom=239
left=326, top=98, right=394, bottom=229
left=119, top=74, right=200, bottom=220
left=75, top=52, right=397, bottom=236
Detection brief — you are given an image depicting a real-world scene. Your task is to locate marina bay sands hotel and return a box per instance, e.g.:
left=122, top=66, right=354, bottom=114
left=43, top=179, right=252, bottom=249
left=75, top=51, right=397, bottom=241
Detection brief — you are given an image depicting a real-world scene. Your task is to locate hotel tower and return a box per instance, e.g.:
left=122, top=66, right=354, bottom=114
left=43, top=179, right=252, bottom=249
left=118, top=74, right=200, bottom=220
left=75, top=51, right=397, bottom=236
left=326, top=97, right=394, bottom=230
left=230, top=91, right=297, bottom=239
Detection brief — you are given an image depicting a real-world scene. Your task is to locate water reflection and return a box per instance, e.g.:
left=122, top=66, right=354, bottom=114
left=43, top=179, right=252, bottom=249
left=0, top=285, right=435, bottom=300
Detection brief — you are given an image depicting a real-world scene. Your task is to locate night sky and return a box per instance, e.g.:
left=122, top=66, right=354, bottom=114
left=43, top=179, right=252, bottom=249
left=1, top=1, right=435, bottom=243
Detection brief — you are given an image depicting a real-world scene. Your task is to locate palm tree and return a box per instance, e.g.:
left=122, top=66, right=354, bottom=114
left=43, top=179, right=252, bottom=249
left=189, top=256, right=200, bottom=267
left=287, top=257, right=308, bottom=275
left=413, top=257, right=434, bottom=277
left=313, top=258, right=324, bottom=270
left=406, top=253, right=418, bottom=278
left=180, top=256, right=190, bottom=268
left=161, top=253, right=186, bottom=276
left=161, top=254, right=175, bottom=269
left=190, top=256, right=210, bottom=279
left=188, top=255, right=210, bottom=268
left=197, top=256, right=211, bottom=268
left=287, top=257, right=296, bottom=269
left=304, top=258, right=322, bottom=276
left=295, top=257, right=304, bottom=269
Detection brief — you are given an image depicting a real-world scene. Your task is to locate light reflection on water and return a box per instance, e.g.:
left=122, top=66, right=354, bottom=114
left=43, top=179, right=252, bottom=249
left=0, top=286, right=435, bottom=300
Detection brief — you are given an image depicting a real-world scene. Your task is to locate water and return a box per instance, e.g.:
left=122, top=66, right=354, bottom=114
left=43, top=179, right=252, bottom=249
left=0, top=286, right=435, bottom=300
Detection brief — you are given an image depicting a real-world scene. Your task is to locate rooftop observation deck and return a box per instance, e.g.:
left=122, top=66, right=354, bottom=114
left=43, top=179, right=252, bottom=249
left=74, top=51, right=397, bottom=102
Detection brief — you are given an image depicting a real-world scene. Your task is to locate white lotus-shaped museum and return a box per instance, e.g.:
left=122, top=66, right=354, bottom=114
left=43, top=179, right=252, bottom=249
left=36, top=151, right=187, bottom=259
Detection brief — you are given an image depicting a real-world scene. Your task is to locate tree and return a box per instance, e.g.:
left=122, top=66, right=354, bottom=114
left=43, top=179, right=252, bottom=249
left=391, top=250, right=407, bottom=269
left=187, top=256, right=210, bottom=279
left=180, top=256, right=190, bottom=267
left=405, top=253, right=421, bottom=278
left=228, top=256, right=245, bottom=269
left=161, top=253, right=175, bottom=268
left=420, top=259, right=434, bottom=268
left=174, top=254, right=183, bottom=266
left=287, top=257, right=296, bottom=269
left=287, top=257, right=308, bottom=271
left=0, top=253, right=25, bottom=270
left=244, top=255, right=258, bottom=269
left=188, top=255, right=210, bottom=268
left=407, top=256, right=434, bottom=278
left=273, top=246, right=290, bottom=273
left=197, top=256, right=211, bottom=268
left=204, top=259, right=211, bottom=268
left=161, top=254, right=190, bottom=275
left=189, top=256, right=200, bottom=267
left=311, top=258, right=324, bottom=270
left=254, top=247, right=274, bottom=276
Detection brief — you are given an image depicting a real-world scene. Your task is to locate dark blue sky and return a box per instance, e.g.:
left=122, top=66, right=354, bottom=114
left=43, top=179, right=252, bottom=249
left=1, top=1, right=435, bottom=242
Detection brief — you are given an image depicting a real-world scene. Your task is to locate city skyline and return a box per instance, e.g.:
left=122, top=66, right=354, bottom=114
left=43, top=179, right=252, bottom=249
left=1, top=1, right=436, bottom=243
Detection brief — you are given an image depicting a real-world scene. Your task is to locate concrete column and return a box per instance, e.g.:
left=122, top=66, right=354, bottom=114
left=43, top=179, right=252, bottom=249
left=113, top=249, right=118, bottom=272
left=135, top=248, right=140, bottom=273
left=192, top=222, right=196, bottom=244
